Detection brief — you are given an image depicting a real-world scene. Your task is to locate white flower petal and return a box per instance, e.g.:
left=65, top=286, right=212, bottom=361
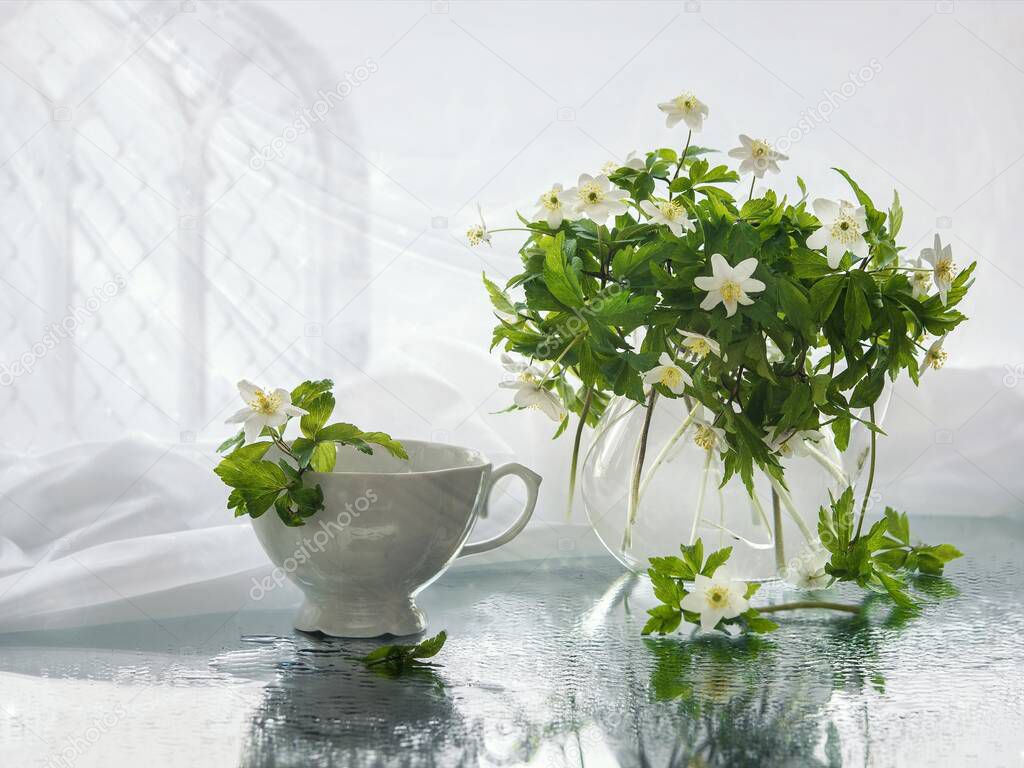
left=812, top=198, right=839, bottom=221
left=733, top=257, right=759, bottom=280
left=806, top=227, right=829, bottom=250
left=225, top=407, right=253, bottom=424
left=237, top=380, right=259, bottom=402
left=243, top=416, right=266, bottom=444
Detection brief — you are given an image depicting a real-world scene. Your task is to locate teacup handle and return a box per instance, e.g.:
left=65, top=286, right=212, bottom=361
left=458, top=463, right=541, bottom=558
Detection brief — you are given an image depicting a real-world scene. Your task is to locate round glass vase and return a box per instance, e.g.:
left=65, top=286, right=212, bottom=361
left=580, top=391, right=889, bottom=581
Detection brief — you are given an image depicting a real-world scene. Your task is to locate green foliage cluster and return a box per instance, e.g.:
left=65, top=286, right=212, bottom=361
left=484, top=143, right=975, bottom=493
left=215, top=379, right=406, bottom=526
left=817, top=488, right=962, bottom=609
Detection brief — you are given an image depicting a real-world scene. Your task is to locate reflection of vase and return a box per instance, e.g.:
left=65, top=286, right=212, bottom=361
left=581, top=389, right=890, bottom=580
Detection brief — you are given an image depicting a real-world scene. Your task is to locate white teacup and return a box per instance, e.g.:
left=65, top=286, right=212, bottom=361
left=251, top=440, right=541, bottom=637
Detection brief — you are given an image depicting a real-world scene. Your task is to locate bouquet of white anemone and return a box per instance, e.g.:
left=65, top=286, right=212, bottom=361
left=473, top=92, right=970, bottom=631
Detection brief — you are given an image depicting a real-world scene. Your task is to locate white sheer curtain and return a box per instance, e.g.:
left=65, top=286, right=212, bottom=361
left=2, top=0, right=1023, bottom=629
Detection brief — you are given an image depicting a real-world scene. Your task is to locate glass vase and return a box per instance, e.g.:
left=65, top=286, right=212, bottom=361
left=580, top=390, right=889, bottom=580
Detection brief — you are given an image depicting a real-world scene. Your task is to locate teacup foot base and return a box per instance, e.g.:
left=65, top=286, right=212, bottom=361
left=293, top=595, right=426, bottom=638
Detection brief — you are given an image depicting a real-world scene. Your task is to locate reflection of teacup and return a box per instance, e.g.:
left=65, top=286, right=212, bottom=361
left=251, top=440, right=541, bottom=637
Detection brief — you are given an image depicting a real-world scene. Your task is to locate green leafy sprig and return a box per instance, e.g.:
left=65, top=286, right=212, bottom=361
left=362, top=631, right=448, bottom=675
left=214, top=379, right=407, bottom=526
left=817, top=488, right=962, bottom=608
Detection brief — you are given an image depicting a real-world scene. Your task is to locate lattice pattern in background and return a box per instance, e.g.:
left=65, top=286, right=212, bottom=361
left=0, top=0, right=368, bottom=450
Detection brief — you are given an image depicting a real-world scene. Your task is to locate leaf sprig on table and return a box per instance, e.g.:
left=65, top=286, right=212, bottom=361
left=214, top=379, right=407, bottom=526
left=817, top=488, right=962, bottom=609
left=362, top=631, right=448, bottom=675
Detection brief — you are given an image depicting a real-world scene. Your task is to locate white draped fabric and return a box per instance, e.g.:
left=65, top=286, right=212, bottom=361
left=2, top=0, right=1023, bottom=629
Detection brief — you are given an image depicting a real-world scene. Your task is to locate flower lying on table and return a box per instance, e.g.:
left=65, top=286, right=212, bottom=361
left=644, top=492, right=963, bottom=638
left=214, top=379, right=407, bottom=526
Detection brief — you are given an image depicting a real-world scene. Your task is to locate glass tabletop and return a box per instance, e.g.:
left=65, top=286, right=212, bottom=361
left=1, top=515, right=1021, bottom=767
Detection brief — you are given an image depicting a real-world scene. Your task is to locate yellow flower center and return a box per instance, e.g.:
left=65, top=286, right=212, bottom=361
left=927, top=348, right=949, bottom=369
left=705, top=585, right=729, bottom=608
left=912, top=271, right=930, bottom=290
left=673, top=93, right=698, bottom=112
left=830, top=211, right=861, bottom=244
left=935, top=258, right=955, bottom=284
left=249, top=389, right=282, bottom=415
left=660, top=366, right=685, bottom=390
left=541, top=190, right=562, bottom=210
left=658, top=200, right=683, bottom=221
left=467, top=225, right=487, bottom=246
left=750, top=140, right=770, bottom=158
left=580, top=181, right=604, bottom=205
left=688, top=337, right=712, bottom=358
left=694, top=424, right=718, bottom=451
left=720, top=280, right=743, bottom=303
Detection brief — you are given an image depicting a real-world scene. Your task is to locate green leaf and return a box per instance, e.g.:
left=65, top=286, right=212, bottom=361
left=214, top=456, right=288, bottom=492
left=701, top=546, right=733, bottom=577
left=542, top=232, right=585, bottom=308
left=310, top=441, right=337, bottom=472
left=482, top=272, right=516, bottom=319
left=728, top=222, right=759, bottom=261
left=648, top=556, right=695, bottom=580
left=587, top=292, right=658, bottom=329
left=742, top=610, right=779, bottom=634
left=876, top=570, right=917, bottom=609
left=316, top=422, right=363, bottom=442
left=410, top=630, right=447, bottom=659
left=355, top=431, right=409, bottom=460
left=650, top=571, right=684, bottom=606
left=809, top=274, right=844, bottom=322
left=300, top=392, right=336, bottom=438
left=291, top=380, right=334, bottom=411
left=641, top=605, right=683, bottom=636
left=884, top=507, right=910, bottom=545
left=843, top=281, right=870, bottom=342
left=888, top=190, right=903, bottom=237
left=777, top=279, right=814, bottom=340
left=217, top=430, right=244, bottom=454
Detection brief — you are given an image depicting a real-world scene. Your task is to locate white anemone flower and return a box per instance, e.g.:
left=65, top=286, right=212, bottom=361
left=694, top=254, right=766, bottom=317
left=639, top=198, right=695, bottom=237
left=922, top=336, right=948, bottom=371
left=692, top=412, right=727, bottom=454
left=657, top=91, right=709, bottom=132
left=642, top=352, right=692, bottom=396
left=226, top=380, right=307, bottom=443
left=727, top=135, right=787, bottom=178
left=909, top=256, right=932, bottom=300
left=499, top=354, right=565, bottom=422
left=680, top=330, right=721, bottom=360
left=466, top=203, right=491, bottom=246
left=765, top=428, right=825, bottom=459
left=806, top=198, right=869, bottom=268
left=534, top=183, right=568, bottom=229
left=567, top=173, right=629, bottom=223
left=921, top=234, right=955, bottom=305
left=679, top=569, right=750, bottom=632
left=785, top=541, right=831, bottom=589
